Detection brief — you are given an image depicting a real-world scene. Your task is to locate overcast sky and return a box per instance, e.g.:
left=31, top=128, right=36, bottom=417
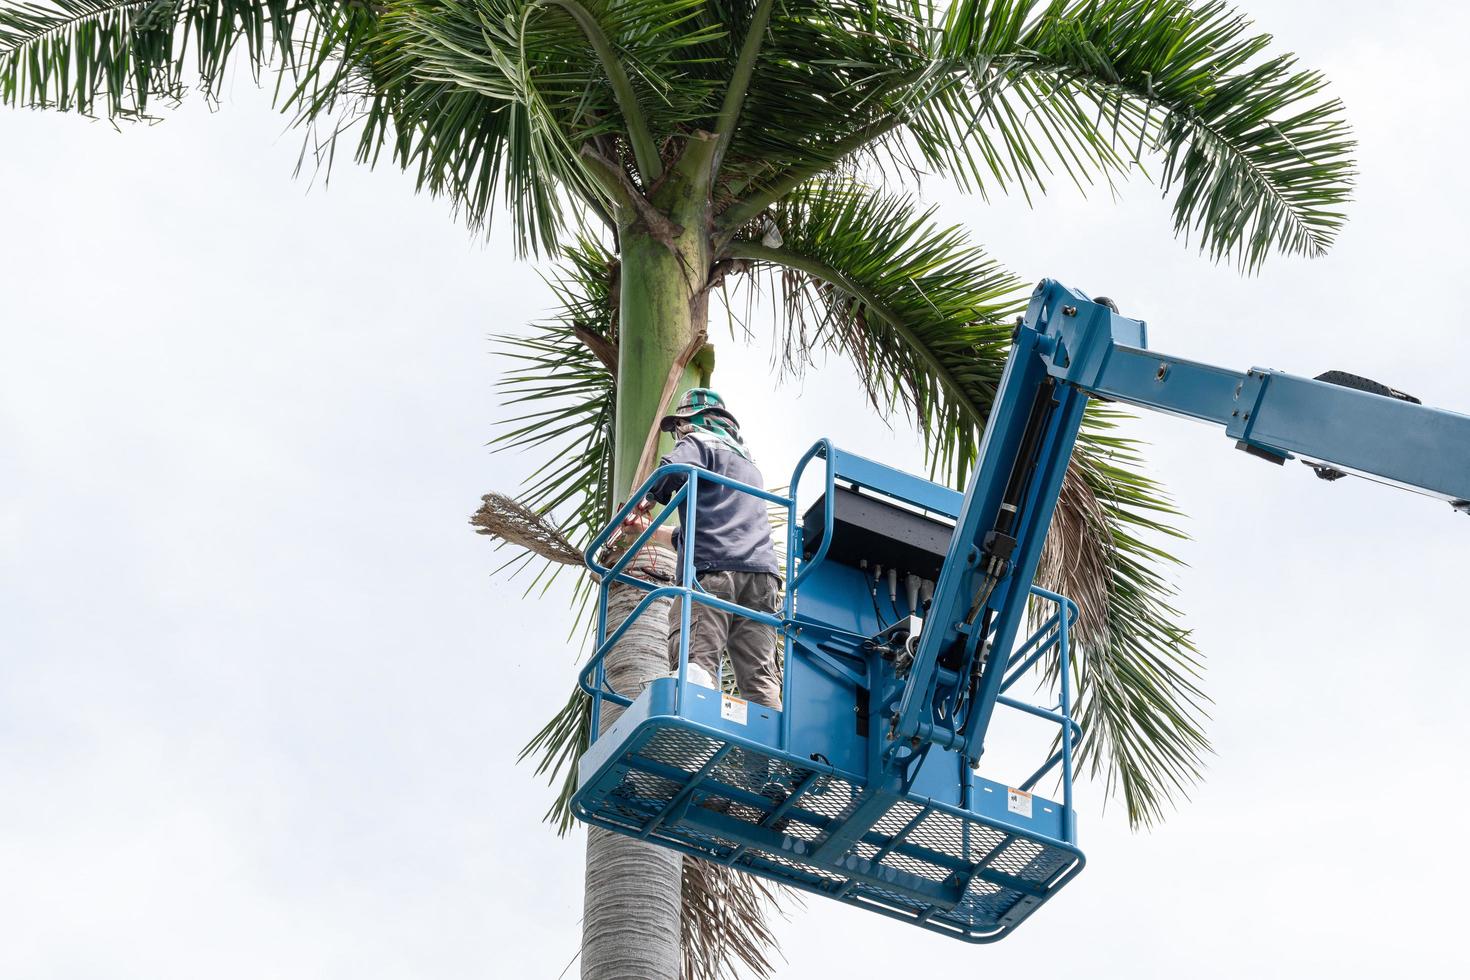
left=3, top=3, right=1468, bottom=977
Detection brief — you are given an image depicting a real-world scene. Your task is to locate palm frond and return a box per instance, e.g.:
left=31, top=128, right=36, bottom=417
left=681, top=856, right=794, bottom=980
left=0, top=0, right=724, bottom=252
left=494, top=235, right=619, bottom=560
left=712, top=0, right=941, bottom=232
left=0, top=0, right=354, bottom=117
left=734, top=178, right=1021, bottom=483
left=719, top=3, right=927, bottom=175
left=934, top=0, right=1355, bottom=269
left=1044, top=407, right=1209, bottom=824
left=470, top=492, right=583, bottom=564
left=519, top=682, right=591, bottom=833
left=359, top=0, right=723, bottom=250
left=726, top=177, right=1210, bottom=827
left=499, top=236, right=618, bottom=832
left=716, top=1, right=1354, bottom=272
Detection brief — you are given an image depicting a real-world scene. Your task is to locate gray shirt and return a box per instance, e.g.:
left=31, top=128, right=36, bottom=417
left=647, top=430, right=782, bottom=578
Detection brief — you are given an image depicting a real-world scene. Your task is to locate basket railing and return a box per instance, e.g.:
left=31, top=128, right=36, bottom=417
left=578, top=445, right=1081, bottom=845
left=581, top=462, right=799, bottom=737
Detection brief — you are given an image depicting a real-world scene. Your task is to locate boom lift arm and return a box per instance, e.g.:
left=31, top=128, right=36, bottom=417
left=570, top=277, right=1470, bottom=943
left=896, top=279, right=1470, bottom=766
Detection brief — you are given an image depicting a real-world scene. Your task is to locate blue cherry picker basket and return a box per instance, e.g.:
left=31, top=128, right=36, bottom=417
left=571, top=442, right=1085, bottom=942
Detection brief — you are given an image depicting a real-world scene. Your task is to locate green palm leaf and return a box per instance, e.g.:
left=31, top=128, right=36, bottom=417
left=717, top=1, right=1353, bottom=273
left=931, top=0, right=1355, bottom=268
left=497, top=236, right=620, bottom=836
left=0, top=0, right=351, bottom=117
left=362, top=0, right=724, bottom=251
left=493, top=235, right=618, bottom=587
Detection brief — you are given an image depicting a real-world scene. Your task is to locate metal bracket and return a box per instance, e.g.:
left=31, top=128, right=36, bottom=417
left=1226, top=367, right=1296, bottom=464
left=1225, top=367, right=1271, bottom=441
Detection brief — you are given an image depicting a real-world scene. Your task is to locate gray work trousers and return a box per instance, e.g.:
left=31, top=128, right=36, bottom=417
left=668, top=570, right=782, bottom=709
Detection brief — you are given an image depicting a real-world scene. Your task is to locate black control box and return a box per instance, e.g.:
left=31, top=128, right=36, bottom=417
left=801, top=485, right=955, bottom=579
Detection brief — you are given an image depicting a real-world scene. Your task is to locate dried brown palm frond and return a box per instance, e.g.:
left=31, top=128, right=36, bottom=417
left=681, top=856, right=798, bottom=980
left=1034, top=466, right=1114, bottom=645
left=470, top=492, right=583, bottom=567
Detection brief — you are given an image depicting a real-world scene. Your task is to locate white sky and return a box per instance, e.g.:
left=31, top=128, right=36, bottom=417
left=3, top=3, right=1468, bottom=977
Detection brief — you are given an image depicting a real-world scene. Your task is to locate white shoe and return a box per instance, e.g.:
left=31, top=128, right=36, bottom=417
left=671, top=663, right=717, bottom=689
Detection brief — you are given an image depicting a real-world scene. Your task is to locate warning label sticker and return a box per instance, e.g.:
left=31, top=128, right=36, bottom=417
left=1007, top=787, right=1033, bottom=818
left=721, top=695, right=748, bottom=725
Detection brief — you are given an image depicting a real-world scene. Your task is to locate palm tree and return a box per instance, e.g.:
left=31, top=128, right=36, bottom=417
left=2, top=1, right=1353, bottom=977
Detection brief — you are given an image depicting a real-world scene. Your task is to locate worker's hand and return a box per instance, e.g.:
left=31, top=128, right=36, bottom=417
left=599, top=500, right=655, bottom=565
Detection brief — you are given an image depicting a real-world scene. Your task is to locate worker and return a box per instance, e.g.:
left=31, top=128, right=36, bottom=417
left=613, top=388, right=783, bottom=708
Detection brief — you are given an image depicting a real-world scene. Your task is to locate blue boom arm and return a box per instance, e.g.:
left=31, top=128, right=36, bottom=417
left=895, top=279, right=1470, bottom=765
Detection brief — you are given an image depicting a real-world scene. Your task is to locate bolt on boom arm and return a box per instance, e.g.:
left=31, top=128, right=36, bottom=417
left=894, top=279, right=1470, bottom=767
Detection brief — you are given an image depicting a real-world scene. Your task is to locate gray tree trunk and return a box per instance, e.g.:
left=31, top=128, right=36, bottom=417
left=581, top=547, right=682, bottom=980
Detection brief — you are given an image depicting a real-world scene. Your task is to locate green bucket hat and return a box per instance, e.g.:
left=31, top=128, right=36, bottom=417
left=658, top=387, right=741, bottom=432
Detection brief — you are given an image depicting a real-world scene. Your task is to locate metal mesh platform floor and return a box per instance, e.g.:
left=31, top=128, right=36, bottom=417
left=573, top=719, right=1083, bottom=942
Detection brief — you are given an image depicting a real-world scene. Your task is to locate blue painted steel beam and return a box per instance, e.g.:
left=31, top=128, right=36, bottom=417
left=639, top=744, right=734, bottom=839
left=833, top=804, right=934, bottom=898
left=684, top=801, right=1056, bottom=907
left=1036, top=283, right=1470, bottom=502
left=827, top=445, right=966, bottom=517
left=893, top=307, right=1092, bottom=765
left=809, top=786, right=900, bottom=863
left=894, top=326, right=1066, bottom=753
left=795, top=636, right=869, bottom=689
left=960, top=377, right=1088, bottom=764
left=724, top=769, right=826, bottom=866
left=897, top=276, right=1470, bottom=779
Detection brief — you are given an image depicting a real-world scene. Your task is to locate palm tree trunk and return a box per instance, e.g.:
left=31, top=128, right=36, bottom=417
left=582, top=548, right=682, bottom=980
left=581, top=133, right=717, bottom=980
